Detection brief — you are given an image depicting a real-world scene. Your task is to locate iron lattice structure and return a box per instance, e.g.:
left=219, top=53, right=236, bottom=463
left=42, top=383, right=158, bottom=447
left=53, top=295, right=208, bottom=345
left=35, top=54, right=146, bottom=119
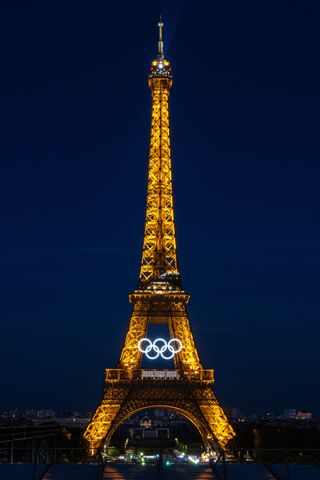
left=84, top=20, right=235, bottom=454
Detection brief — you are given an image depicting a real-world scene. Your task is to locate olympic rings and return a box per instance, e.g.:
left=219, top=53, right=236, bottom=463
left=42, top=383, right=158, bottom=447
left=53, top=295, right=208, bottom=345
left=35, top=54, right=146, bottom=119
left=138, top=338, right=182, bottom=360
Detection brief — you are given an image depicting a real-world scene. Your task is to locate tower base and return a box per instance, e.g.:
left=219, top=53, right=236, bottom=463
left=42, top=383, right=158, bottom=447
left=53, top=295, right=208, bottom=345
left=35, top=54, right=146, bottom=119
left=84, top=369, right=235, bottom=454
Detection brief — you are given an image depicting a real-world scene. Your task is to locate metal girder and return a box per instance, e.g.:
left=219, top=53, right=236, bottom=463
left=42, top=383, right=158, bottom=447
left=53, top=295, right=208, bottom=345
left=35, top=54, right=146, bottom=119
left=118, top=303, right=148, bottom=373
left=169, top=302, right=202, bottom=373
left=139, top=75, right=177, bottom=287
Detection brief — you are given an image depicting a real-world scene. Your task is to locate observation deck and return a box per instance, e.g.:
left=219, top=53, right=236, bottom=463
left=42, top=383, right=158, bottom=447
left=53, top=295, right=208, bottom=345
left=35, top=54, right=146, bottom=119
left=130, top=275, right=190, bottom=305
left=105, top=368, right=214, bottom=384
left=129, top=290, right=190, bottom=304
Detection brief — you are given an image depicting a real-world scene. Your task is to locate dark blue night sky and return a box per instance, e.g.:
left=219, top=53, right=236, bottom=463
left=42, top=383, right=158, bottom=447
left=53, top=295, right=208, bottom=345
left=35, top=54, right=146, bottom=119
left=0, top=1, right=319, bottom=415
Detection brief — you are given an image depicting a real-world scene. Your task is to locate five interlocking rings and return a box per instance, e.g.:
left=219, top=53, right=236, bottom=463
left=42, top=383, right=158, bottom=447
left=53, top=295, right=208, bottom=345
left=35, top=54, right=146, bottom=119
left=138, top=338, right=183, bottom=360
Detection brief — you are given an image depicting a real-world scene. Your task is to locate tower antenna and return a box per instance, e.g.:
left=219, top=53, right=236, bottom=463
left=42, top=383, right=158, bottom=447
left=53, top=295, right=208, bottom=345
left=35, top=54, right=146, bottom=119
left=158, top=15, right=164, bottom=57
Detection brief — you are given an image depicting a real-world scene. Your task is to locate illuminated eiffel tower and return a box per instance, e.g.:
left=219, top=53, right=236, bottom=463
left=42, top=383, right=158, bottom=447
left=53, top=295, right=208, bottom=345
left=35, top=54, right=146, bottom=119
left=84, top=20, right=235, bottom=454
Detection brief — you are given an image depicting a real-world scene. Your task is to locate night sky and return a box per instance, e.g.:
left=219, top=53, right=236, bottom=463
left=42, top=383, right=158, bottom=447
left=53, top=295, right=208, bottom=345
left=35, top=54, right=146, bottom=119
left=1, top=1, right=320, bottom=416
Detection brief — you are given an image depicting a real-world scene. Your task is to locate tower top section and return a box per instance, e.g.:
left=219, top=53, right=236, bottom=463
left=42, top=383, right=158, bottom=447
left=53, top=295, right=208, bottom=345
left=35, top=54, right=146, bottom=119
left=139, top=17, right=178, bottom=290
left=149, top=17, right=172, bottom=79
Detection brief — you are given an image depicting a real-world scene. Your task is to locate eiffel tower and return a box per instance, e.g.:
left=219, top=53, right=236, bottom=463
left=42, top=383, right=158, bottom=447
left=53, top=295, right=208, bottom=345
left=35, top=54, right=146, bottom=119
left=84, top=19, right=235, bottom=454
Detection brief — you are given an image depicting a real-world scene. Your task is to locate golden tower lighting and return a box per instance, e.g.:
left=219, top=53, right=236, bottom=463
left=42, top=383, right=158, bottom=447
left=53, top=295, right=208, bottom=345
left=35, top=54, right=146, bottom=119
left=83, top=19, right=235, bottom=454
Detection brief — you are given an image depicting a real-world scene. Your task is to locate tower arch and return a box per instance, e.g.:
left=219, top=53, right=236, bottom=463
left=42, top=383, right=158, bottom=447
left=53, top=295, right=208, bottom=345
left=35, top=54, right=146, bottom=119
left=106, top=404, right=212, bottom=451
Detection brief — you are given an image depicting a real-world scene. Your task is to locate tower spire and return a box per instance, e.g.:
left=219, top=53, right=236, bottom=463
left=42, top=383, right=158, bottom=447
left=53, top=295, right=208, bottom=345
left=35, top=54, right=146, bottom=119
left=158, top=16, right=164, bottom=57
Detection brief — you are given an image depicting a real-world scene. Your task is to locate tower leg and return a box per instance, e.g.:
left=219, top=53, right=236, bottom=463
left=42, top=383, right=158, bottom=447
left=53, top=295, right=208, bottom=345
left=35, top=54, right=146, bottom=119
left=194, top=388, right=235, bottom=450
left=170, top=304, right=202, bottom=373
left=84, top=386, right=129, bottom=454
left=118, top=304, right=148, bottom=372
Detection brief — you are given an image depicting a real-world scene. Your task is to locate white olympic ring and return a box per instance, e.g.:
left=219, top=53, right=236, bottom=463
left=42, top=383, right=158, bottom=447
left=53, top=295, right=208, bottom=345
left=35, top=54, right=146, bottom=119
left=138, top=338, right=183, bottom=360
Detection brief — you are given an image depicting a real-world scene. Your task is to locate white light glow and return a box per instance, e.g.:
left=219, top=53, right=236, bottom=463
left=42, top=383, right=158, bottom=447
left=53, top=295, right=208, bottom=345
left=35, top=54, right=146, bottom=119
left=138, top=338, right=182, bottom=360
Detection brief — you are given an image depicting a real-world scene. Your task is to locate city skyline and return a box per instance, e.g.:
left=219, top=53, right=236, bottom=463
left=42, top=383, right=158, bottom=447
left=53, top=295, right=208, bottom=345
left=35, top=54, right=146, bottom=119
left=1, top=405, right=318, bottom=419
left=1, top=1, right=320, bottom=416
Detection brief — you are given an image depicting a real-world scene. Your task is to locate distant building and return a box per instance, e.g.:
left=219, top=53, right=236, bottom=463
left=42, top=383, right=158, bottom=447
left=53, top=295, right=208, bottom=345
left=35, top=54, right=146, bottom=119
left=284, top=409, right=297, bottom=419
left=139, top=415, right=152, bottom=428
left=47, top=417, right=89, bottom=427
left=296, top=410, right=312, bottom=420
left=24, top=409, right=36, bottom=419
left=129, top=426, right=170, bottom=439
left=283, top=409, right=312, bottom=420
left=225, top=407, right=245, bottom=422
left=36, top=409, right=55, bottom=419
left=1, top=409, right=19, bottom=420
